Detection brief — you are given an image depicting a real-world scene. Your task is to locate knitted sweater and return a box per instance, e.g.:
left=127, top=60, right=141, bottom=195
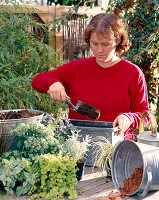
left=32, top=57, right=150, bottom=132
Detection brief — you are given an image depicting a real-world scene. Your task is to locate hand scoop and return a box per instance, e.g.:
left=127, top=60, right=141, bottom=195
left=66, top=99, right=100, bottom=120
left=47, top=90, right=100, bottom=120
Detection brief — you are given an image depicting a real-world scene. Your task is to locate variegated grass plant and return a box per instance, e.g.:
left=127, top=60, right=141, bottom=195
left=92, top=136, right=114, bottom=177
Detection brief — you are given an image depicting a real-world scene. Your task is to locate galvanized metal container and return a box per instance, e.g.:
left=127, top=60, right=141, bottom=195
left=111, top=140, right=159, bottom=198
left=70, top=119, right=123, bottom=166
left=0, top=109, right=43, bottom=152
left=137, top=111, right=159, bottom=147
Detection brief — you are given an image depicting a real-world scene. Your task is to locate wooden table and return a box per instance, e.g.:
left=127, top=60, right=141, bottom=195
left=76, top=167, right=159, bottom=200
left=3, top=167, right=159, bottom=200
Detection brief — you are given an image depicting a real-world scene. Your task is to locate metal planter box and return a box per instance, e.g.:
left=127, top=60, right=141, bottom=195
left=70, top=119, right=124, bottom=166
left=0, top=109, right=43, bottom=152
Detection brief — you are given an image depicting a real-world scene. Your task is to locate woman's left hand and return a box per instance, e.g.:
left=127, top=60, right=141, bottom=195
left=113, top=114, right=132, bottom=135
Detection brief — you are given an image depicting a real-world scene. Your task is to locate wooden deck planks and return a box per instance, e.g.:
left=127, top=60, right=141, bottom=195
left=76, top=167, right=159, bottom=200
left=2, top=166, right=159, bottom=200
left=76, top=167, right=115, bottom=200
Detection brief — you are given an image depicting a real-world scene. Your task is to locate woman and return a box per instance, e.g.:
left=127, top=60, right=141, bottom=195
left=32, top=13, right=150, bottom=139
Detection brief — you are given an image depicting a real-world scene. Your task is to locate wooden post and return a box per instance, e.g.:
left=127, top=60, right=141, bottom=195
left=2, top=5, right=106, bottom=64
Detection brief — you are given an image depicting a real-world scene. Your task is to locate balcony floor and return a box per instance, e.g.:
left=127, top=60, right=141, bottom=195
left=76, top=167, right=159, bottom=200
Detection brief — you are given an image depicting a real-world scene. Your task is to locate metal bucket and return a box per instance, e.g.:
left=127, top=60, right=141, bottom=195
left=0, top=109, right=43, bottom=152
left=111, top=140, right=159, bottom=198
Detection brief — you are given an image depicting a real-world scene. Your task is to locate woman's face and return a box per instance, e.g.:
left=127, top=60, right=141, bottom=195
left=90, top=31, right=117, bottom=64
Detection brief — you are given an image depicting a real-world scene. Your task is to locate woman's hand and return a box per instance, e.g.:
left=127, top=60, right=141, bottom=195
left=47, top=82, right=70, bottom=103
left=113, top=114, right=132, bottom=135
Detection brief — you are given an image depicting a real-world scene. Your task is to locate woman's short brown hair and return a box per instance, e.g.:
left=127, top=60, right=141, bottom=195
left=84, top=13, right=130, bottom=55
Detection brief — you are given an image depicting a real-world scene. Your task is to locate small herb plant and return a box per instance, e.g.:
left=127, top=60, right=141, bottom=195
left=0, top=151, right=35, bottom=196
left=29, top=153, right=78, bottom=200
left=41, top=113, right=74, bottom=143
left=11, top=122, right=60, bottom=159
left=92, top=136, right=114, bottom=177
left=41, top=113, right=91, bottom=162
left=62, top=130, right=91, bottom=162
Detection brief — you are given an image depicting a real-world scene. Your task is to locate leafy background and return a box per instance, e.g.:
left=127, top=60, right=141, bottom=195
left=108, top=0, right=158, bottom=105
left=0, top=1, right=67, bottom=116
left=0, top=0, right=158, bottom=120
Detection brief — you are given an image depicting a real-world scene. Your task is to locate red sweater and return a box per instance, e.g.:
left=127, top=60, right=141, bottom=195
left=32, top=57, right=150, bottom=131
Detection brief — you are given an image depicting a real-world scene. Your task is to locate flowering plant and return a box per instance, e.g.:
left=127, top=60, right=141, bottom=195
left=11, top=114, right=91, bottom=162
left=41, top=113, right=91, bottom=161
left=11, top=122, right=60, bottom=158
left=3, top=114, right=92, bottom=198
left=41, top=113, right=74, bottom=143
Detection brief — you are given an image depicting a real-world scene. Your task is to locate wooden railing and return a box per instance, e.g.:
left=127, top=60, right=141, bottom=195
left=2, top=5, right=106, bottom=61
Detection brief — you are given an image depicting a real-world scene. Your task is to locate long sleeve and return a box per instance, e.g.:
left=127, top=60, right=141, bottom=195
left=32, top=60, right=77, bottom=93
left=122, top=70, right=150, bottom=129
left=32, top=57, right=150, bottom=133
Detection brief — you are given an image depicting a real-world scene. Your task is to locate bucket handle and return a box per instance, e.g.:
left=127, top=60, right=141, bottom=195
left=139, top=111, right=158, bottom=137
left=137, top=167, right=152, bottom=198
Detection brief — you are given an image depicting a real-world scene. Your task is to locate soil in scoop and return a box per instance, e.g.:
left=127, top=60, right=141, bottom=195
left=77, top=103, right=100, bottom=120
left=0, top=110, right=41, bottom=120
left=120, top=167, right=143, bottom=198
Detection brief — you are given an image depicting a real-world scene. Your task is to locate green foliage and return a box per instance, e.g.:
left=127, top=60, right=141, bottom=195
left=92, top=136, right=114, bottom=177
left=41, top=113, right=74, bottom=143
left=11, top=122, right=61, bottom=158
left=0, top=116, right=91, bottom=198
left=108, top=0, right=159, bottom=104
left=62, top=129, right=91, bottom=161
left=0, top=151, right=35, bottom=196
left=41, top=114, right=91, bottom=161
left=0, top=0, right=67, bottom=116
left=47, top=0, right=98, bottom=6
left=29, top=153, right=78, bottom=200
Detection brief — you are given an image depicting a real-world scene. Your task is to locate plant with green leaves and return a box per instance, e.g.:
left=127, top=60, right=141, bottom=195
left=11, top=122, right=60, bottom=159
left=0, top=151, right=35, bottom=196
left=29, top=153, right=78, bottom=200
left=41, top=113, right=74, bottom=143
left=41, top=114, right=91, bottom=161
left=62, top=129, right=91, bottom=162
left=92, top=136, right=114, bottom=177
left=0, top=0, right=67, bottom=116
left=108, top=0, right=159, bottom=105
left=47, top=0, right=98, bottom=6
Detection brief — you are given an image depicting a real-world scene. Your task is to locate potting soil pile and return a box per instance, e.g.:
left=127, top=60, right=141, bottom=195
left=120, top=167, right=143, bottom=198
left=77, top=103, right=100, bottom=120
left=0, top=110, right=41, bottom=120
left=98, top=167, right=143, bottom=200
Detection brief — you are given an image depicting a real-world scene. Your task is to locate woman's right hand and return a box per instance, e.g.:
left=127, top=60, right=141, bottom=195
left=47, top=82, right=70, bottom=103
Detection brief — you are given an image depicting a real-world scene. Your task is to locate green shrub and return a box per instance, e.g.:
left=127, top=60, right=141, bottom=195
left=108, top=0, right=159, bottom=105
left=0, top=151, right=35, bottom=196
left=11, top=122, right=61, bottom=158
left=0, top=0, right=67, bottom=116
left=29, top=153, right=78, bottom=200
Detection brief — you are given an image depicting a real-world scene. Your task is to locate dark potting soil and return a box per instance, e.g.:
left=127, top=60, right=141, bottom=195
left=0, top=110, right=41, bottom=120
left=119, top=167, right=143, bottom=198
left=77, top=103, right=100, bottom=120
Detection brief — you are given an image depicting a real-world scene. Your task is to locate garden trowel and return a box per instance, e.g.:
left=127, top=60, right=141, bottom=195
left=47, top=90, right=100, bottom=120
left=66, top=99, right=100, bottom=120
